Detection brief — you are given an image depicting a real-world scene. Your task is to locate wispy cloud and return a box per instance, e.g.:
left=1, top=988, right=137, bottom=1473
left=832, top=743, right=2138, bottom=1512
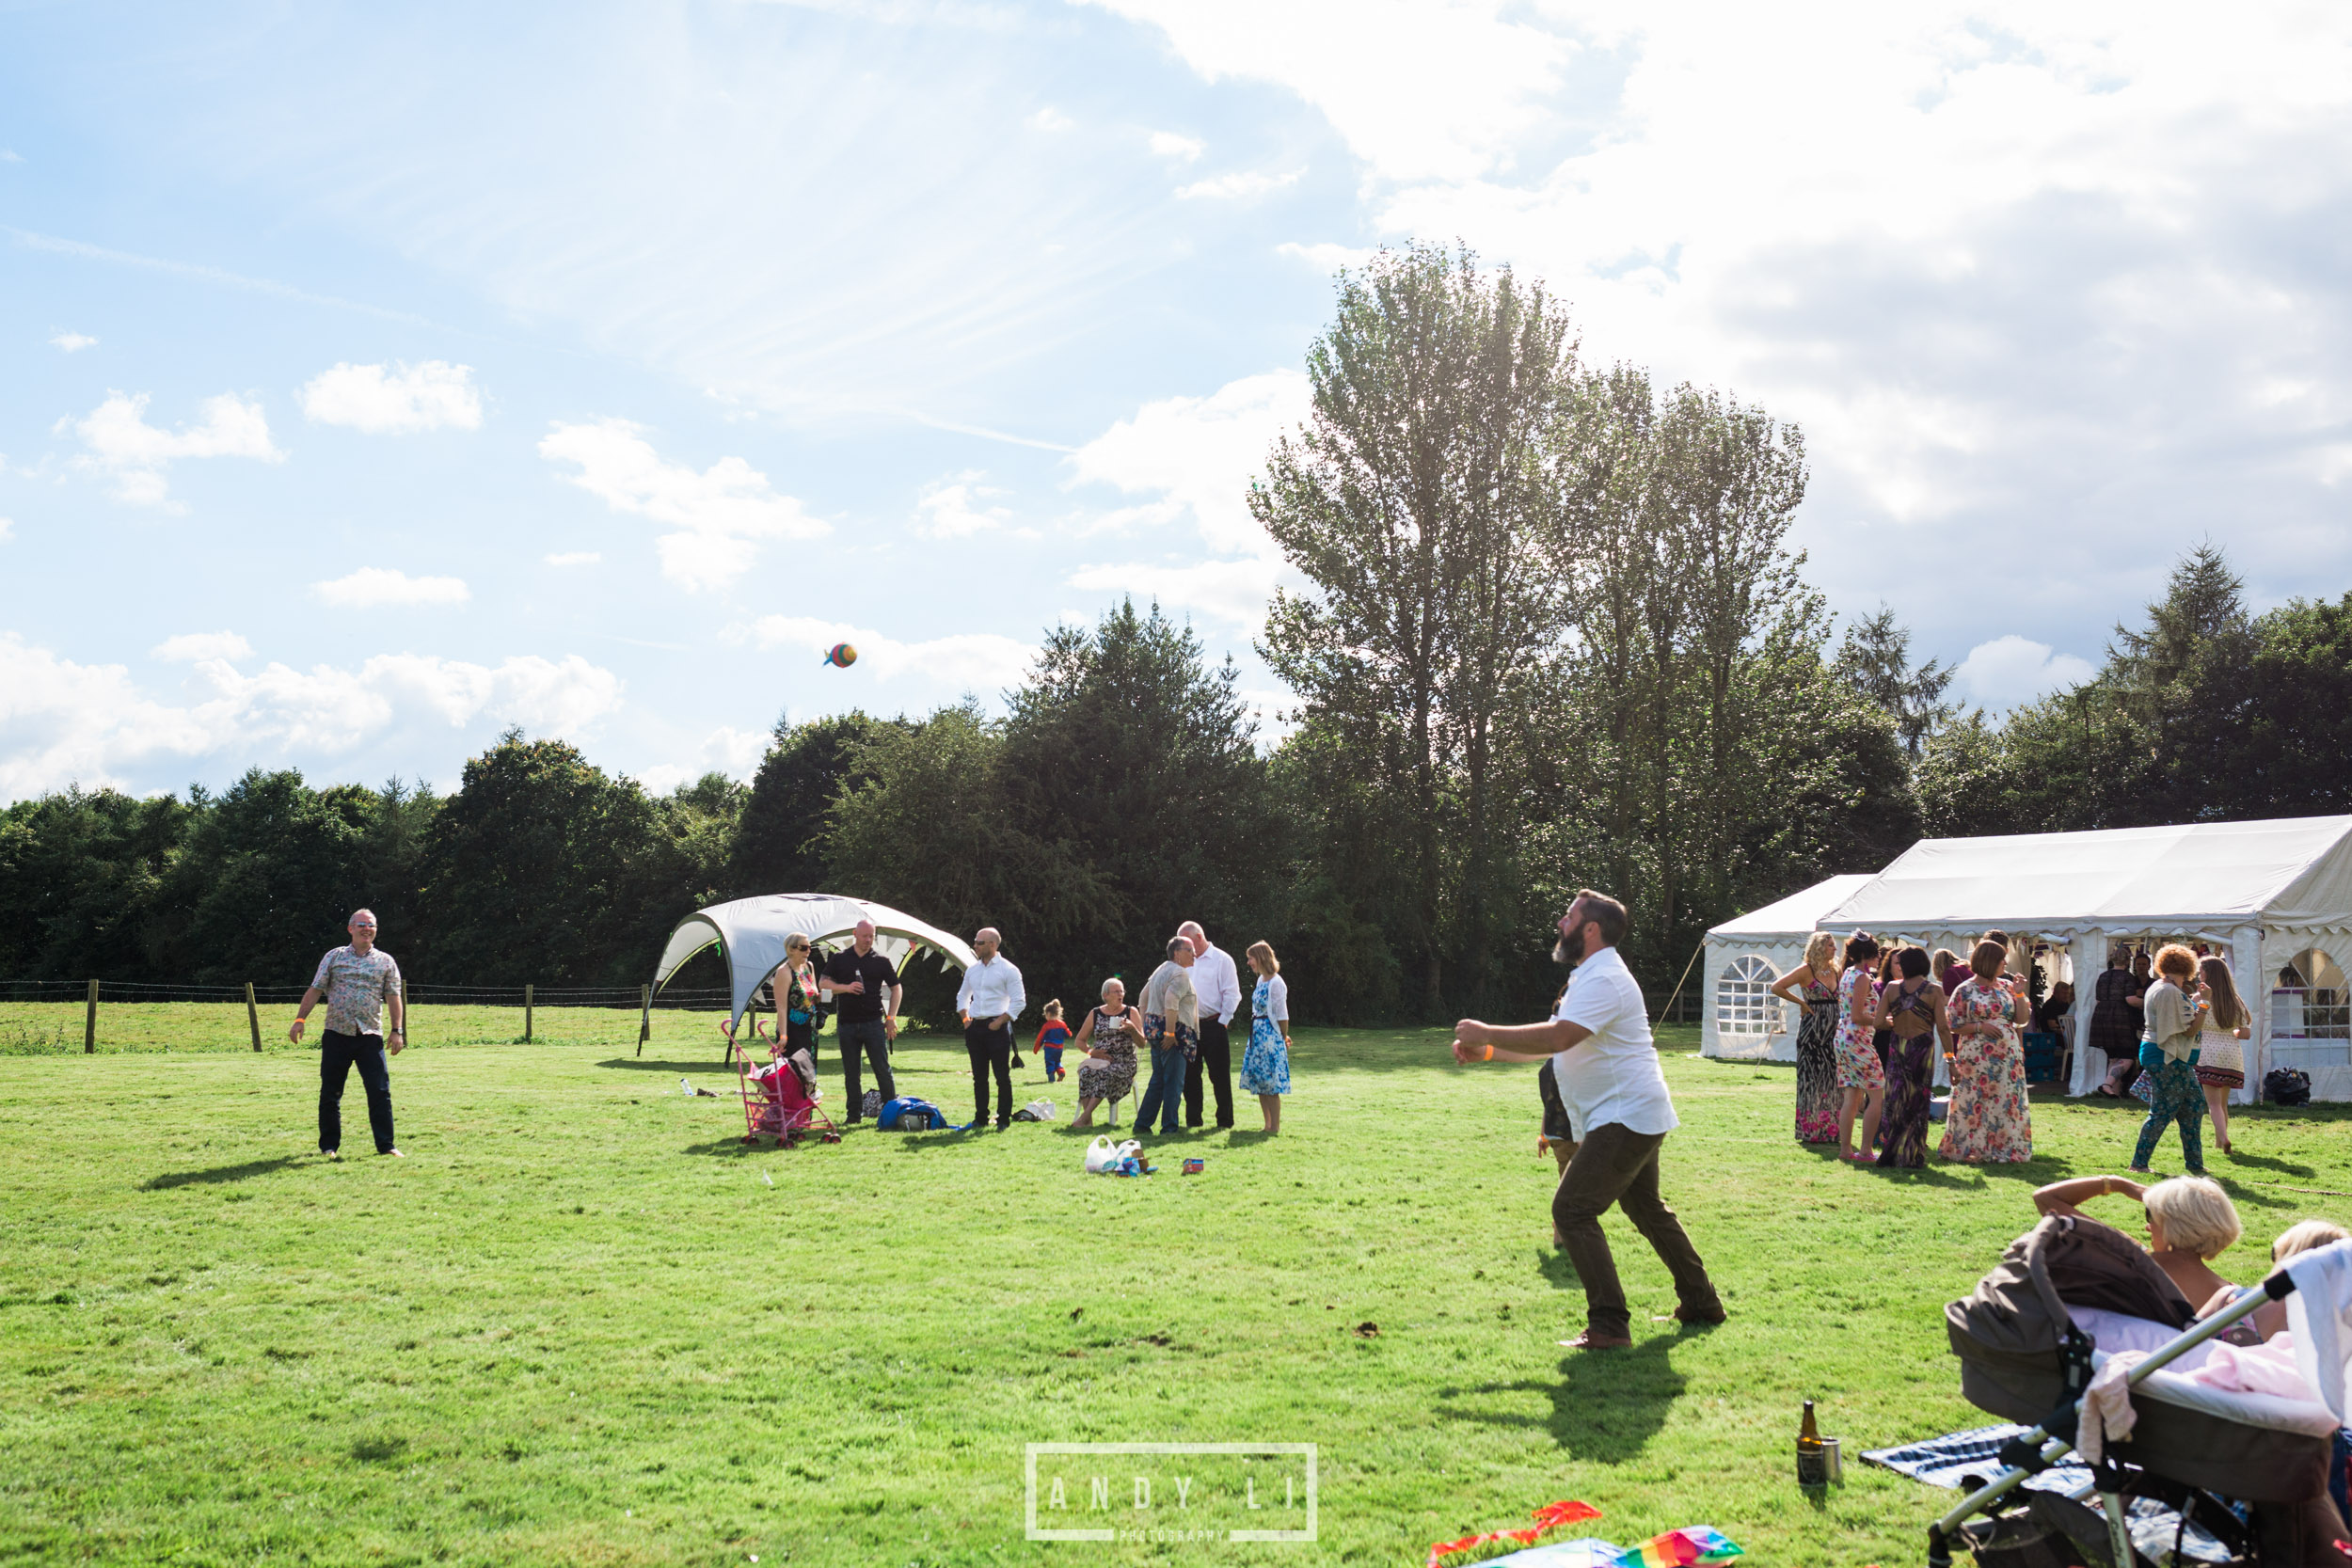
left=8, top=226, right=434, bottom=325
left=1174, top=168, right=1302, bottom=200
left=49, top=331, right=95, bottom=353
left=539, top=419, right=826, bottom=592
left=1148, top=130, right=1204, bottom=161
left=1065, top=369, right=1308, bottom=559
left=311, top=568, right=470, bottom=609
left=730, top=614, right=1035, bottom=692
left=151, top=631, right=253, bottom=663
left=1027, top=106, right=1074, bottom=132
left=299, top=360, right=482, bottom=434
left=914, top=471, right=1016, bottom=537
left=544, top=550, right=602, bottom=567
left=68, top=390, right=284, bottom=508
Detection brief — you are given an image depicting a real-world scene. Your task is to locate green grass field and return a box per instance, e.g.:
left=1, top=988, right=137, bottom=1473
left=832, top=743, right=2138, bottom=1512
left=4, top=1014, right=2346, bottom=1567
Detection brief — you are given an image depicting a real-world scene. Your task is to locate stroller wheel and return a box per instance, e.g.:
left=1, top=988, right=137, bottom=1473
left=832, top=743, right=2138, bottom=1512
left=741, top=1134, right=756, bottom=1145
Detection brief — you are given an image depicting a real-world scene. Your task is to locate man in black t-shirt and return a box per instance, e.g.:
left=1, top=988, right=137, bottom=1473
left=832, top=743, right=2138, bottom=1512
left=820, top=919, right=900, bottom=1120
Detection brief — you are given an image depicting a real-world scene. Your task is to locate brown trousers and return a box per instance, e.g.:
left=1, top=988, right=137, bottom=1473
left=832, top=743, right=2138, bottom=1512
left=1551, top=1121, right=1720, bottom=1338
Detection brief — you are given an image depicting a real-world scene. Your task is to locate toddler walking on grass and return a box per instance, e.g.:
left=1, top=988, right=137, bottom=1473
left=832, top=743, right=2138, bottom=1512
left=1036, top=1000, right=1073, bottom=1083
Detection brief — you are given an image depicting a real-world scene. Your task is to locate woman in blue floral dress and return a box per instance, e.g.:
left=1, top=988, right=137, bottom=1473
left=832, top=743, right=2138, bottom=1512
left=1942, top=941, right=2034, bottom=1164
left=1239, top=942, right=1291, bottom=1134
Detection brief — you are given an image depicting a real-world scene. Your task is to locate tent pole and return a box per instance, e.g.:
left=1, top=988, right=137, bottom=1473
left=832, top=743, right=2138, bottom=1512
left=1657, top=940, right=1707, bottom=1025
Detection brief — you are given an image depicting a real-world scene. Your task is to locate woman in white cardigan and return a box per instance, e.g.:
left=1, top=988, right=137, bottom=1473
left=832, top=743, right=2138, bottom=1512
left=1239, top=941, right=1292, bottom=1133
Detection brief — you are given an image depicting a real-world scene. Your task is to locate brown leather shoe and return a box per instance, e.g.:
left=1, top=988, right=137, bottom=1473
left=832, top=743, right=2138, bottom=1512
left=1673, top=1303, right=1727, bottom=1324
left=1560, top=1330, right=1634, bottom=1351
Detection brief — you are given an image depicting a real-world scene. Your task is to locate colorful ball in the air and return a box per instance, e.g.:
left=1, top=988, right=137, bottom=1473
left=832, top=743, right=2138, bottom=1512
left=824, top=643, right=858, bottom=668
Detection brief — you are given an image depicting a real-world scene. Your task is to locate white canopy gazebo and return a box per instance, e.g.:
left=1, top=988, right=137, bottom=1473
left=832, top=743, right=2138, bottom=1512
left=651, top=894, right=978, bottom=1033
left=1700, top=874, right=1878, bottom=1060
left=1815, top=816, right=2352, bottom=1103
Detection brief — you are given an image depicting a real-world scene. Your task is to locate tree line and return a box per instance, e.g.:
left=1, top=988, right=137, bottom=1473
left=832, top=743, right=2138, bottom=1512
left=7, top=245, right=2344, bottom=1022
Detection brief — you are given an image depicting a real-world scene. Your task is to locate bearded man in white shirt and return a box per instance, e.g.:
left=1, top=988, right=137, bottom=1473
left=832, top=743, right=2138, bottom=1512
left=1177, top=920, right=1240, bottom=1130
left=1452, top=889, right=1724, bottom=1351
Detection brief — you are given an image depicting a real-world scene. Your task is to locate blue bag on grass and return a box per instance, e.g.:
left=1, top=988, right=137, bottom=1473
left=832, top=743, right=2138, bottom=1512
left=878, top=1096, right=948, bottom=1131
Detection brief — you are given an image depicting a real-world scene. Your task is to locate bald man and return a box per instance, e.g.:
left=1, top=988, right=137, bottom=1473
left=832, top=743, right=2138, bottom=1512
left=289, top=908, right=405, bottom=1160
left=956, top=927, right=1027, bottom=1131
left=820, top=918, right=900, bottom=1120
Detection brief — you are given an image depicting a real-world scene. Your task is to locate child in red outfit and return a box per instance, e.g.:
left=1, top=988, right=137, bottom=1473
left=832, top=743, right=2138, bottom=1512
left=1035, top=1000, right=1073, bottom=1083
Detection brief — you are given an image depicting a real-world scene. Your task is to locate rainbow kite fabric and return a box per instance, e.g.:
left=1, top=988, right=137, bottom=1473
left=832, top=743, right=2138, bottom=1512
left=1425, top=1499, right=1603, bottom=1568
left=1613, top=1527, right=1743, bottom=1567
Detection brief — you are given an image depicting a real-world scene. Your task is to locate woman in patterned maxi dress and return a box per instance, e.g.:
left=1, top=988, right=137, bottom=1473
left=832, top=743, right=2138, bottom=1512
left=1771, top=933, right=1842, bottom=1145
left=1877, top=947, right=1950, bottom=1168
left=1835, top=933, right=1885, bottom=1164
left=1942, top=942, right=2034, bottom=1164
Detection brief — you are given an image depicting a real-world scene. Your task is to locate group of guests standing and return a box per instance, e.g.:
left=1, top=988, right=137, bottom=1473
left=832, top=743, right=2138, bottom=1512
left=1772, top=930, right=2254, bottom=1175
left=1062, top=923, right=1294, bottom=1137
left=1772, top=931, right=2036, bottom=1168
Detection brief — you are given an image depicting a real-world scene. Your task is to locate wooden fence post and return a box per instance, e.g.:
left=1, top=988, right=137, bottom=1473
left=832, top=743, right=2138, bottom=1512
left=524, top=983, right=534, bottom=1043
left=638, top=984, right=651, bottom=1057
left=245, top=981, right=262, bottom=1053
left=85, top=978, right=98, bottom=1054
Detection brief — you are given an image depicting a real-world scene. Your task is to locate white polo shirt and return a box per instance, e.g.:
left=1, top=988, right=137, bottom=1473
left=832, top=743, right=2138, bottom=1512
left=1549, top=944, right=1678, bottom=1137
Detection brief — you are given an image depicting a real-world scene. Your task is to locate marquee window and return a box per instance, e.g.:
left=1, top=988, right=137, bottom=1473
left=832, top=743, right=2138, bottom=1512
left=1716, top=954, right=1780, bottom=1038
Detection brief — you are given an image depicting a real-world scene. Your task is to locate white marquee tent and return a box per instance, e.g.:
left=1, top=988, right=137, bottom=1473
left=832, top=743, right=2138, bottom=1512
left=652, top=893, right=978, bottom=1032
left=1700, top=874, right=1878, bottom=1061
left=1813, top=816, right=2352, bottom=1103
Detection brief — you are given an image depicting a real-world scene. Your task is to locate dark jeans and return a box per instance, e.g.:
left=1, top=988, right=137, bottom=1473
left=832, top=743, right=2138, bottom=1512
left=1551, top=1121, right=1720, bottom=1338
left=320, top=1030, right=395, bottom=1154
left=1134, top=1044, right=1187, bottom=1134
left=838, top=1018, right=896, bottom=1118
left=1184, top=1017, right=1235, bottom=1127
left=965, top=1019, right=1014, bottom=1128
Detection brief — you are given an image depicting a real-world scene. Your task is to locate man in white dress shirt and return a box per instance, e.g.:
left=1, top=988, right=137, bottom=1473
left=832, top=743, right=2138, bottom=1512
left=1453, top=889, right=1724, bottom=1350
left=956, top=926, right=1027, bottom=1131
left=1178, top=920, right=1240, bottom=1130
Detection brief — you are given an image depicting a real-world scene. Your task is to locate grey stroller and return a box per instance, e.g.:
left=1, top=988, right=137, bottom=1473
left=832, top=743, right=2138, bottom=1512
left=1934, top=1214, right=2346, bottom=1566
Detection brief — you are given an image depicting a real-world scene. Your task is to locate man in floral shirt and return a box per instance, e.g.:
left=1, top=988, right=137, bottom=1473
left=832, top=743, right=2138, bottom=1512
left=289, top=909, right=405, bottom=1159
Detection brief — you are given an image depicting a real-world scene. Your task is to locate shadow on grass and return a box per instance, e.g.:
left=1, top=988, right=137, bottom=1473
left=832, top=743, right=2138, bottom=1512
left=596, top=1057, right=746, bottom=1073
left=2218, top=1150, right=2317, bottom=1178
left=1437, top=1337, right=1689, bottom=1463
left=142, top=1156, right=300, bottom=1190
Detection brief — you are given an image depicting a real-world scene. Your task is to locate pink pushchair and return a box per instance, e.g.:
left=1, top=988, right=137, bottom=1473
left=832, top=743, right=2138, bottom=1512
left=732, top=1033, right=839, bottom=1148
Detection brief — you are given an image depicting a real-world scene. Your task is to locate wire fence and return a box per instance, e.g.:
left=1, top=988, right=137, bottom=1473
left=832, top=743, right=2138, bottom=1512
left=0, top=977, right=758, bottom=1057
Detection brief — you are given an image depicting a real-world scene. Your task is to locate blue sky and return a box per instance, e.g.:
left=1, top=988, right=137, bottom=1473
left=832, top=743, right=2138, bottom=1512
left=6, top=2, right=2350, bottom=801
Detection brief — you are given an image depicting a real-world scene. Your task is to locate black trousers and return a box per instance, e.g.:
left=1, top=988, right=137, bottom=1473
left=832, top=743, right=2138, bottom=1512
left=320, top=1030, right=395, bottom=1154
left=1184, top=1017, right=1234, bottom=1127
left=838, top=1019, right=895, bottom=1118
left=965, top=1019, right=1014, bottom=1127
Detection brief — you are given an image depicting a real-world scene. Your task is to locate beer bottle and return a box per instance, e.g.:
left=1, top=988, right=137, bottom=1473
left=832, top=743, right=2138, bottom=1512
left=1796, top=1400, right=1827, bottom=1487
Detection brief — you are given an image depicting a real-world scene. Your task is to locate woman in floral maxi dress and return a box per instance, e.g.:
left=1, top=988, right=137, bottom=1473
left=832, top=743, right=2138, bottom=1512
left=1835, top=933, right=1885, bottom=1164
left=1771, top=932, right=1842, bottom=1145
left=1942, top=941, right=2034, bottom=1164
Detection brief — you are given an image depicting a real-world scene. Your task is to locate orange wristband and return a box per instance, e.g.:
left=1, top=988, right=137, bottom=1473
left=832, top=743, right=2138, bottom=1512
left=1483, top=1043, right=1495, bottom=1061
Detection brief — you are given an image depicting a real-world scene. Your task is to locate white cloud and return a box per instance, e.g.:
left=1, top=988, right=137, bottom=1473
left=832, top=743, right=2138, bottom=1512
left=640, top=723, right=772, bottom=795
left=1027, top=106, right=1074, bottom=132
left=0, top=634, right=622, bottom=801
left=732, top=614, right=1035, bottom=692
left=69, top=390, right=284, bottom=508
left=298, top=359, right=483, bottom=434
left=1174, top=167, right=1302, bottom=200
left=1275, top=240, right=1374, bottom=273
left=1084, top=0, right=1573, bottom=183
left=151, top=631, right=253, bottom=664
left=49, top=331, right=96, bottom=353
left=545, top=550, right=602, bottom=566
left=311, top=568, right=471, bottom=609
left=914, top=470, right=1015, bottom=537
left=0, top=150, right=20, bottom=164
left=1065, top=369, right=1309, bottom=559
left=1067, top=558, right=1277, bottom=626
left=1149, top=130, right=1204, bottom=161
left=1955, top=636, right=2097, bottom=711
left=0, top=518, right=11, bottom=543
left=539, top=419, right=827, bottom=592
